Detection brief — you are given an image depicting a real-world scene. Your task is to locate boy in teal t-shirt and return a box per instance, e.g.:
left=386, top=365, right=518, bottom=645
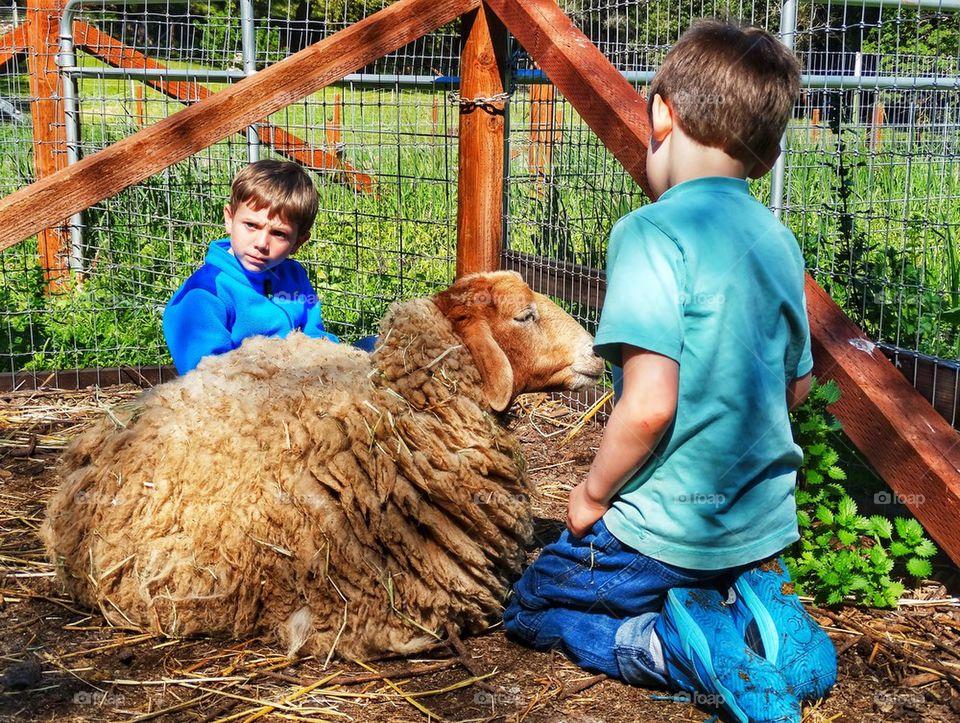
left=504, top=21, right=836, bottom=722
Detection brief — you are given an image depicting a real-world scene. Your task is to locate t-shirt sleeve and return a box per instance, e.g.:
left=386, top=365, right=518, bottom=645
left=593, top=214, right=685, bottom=367
left=163, top=287, right=233, bottom=374
left=792, top=291, right=813, bottom=378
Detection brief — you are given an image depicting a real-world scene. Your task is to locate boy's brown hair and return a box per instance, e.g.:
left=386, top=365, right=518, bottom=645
left=648, top=20, right=800, bottom=166
left=229, top=159, right=319, bottom=236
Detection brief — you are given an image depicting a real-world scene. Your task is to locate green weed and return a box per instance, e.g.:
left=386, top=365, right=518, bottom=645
left=786, top=378, right=938, bottom=608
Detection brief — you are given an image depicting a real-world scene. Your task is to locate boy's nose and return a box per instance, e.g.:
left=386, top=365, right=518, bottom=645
left=253, top=233, right=270, bottom=251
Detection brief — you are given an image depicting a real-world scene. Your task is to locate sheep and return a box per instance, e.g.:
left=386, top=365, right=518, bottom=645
left=41, top=271, right=604, bottom=660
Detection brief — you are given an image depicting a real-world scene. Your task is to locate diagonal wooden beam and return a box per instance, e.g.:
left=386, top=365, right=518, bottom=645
left=805, top=279, right=960, bottom=565
left=490, top=0, right=960, bottom=565
left=0, top=21, right=30, bottom=69
left=483, top=0, right=652, bottom=197
left=0, top=0, right=479, bottom=247
left=73, top=22, right=373, bottom=193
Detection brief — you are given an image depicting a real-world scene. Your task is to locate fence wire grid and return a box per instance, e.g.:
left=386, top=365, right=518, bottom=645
left=0, top=0, right=958, bottom=418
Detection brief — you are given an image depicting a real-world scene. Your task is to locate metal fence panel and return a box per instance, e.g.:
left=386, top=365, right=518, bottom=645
left=0, top=0, right=957, bottom=414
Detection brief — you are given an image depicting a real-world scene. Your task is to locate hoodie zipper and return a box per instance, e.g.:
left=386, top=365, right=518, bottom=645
left=263, top=278, right=296, bottom=332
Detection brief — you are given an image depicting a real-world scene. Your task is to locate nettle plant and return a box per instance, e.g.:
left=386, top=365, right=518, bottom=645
left=785, top=378, right=938, bottom=608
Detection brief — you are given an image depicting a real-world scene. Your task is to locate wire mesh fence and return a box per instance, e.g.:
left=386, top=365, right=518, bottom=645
left=0, top=0, right=958, bottom=417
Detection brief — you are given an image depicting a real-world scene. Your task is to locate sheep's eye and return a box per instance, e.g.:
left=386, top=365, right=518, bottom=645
left=514, top=306, right=538, bottom=323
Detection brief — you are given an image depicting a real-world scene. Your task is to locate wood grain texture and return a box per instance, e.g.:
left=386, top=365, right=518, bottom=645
left=73, top=22, right=373, bottom=193
left=485, top=0, right=652, bottom=196
left=0, top=21, right=30, bottom=68
left=0, top=0, right=479, bottom=247
left=456, top=6, right=508, bottom=276
left=806, top=277, right=960, bottom=565
left=26, top=0, right=68, bottom=287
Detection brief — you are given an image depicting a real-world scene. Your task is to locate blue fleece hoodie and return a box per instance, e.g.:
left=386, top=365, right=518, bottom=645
left=163, top=238, right=338, bottom=374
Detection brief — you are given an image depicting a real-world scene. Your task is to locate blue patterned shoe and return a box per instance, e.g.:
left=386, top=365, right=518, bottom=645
left=729, top=557, right=837, bottom=702
left=655, top=587, right=801, bottom=723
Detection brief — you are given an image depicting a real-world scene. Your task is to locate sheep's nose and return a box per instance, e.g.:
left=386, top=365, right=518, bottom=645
left=574, top=347, right=605, bottom=378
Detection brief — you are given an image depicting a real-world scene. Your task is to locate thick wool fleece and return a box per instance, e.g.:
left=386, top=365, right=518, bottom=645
left=41, top=299, right=532, bottom=659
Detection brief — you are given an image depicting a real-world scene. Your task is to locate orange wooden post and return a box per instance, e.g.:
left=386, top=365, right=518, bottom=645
left=484, top=0, right=652, bottom=196
left=134, top=81, right=146, bottom=127
left=528, top=79, right=556, bottom=183
left=0, top=21, right=31, bottom=68
left=325, top=92, right=342, bottom=150
left=811, top=107, right=820, bottom=145
left=872, top=100, right=884, bottom=150
left=455, top=5, right=508, bottom=277
left=26, top=0, right=69, bottom=290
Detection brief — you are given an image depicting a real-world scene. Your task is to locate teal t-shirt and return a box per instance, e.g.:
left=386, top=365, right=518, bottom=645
left=595, top=176, right=813, bottom=571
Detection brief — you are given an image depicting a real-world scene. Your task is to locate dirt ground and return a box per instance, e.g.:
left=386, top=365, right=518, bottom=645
left=2, top=386, right=960, bottom=722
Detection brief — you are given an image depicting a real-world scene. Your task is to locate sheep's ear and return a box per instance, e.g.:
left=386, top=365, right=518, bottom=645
left=458, top=319, right=514, bottom=412
left=434, top=276, right=515, bottom=411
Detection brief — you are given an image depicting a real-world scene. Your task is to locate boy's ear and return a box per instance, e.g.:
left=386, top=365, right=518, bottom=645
left=223, top=204, right=234, bottom=233
left=748, top=146, right=782, bottom=180
left=290, top=232, right=310, bottom=255
left=650, top=94, right=673, bottom=143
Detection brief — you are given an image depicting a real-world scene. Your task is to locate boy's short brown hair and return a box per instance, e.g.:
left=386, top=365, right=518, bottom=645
left=229, top=159, right=319, bottom=236
left=648, top=20, right=800, bottom=166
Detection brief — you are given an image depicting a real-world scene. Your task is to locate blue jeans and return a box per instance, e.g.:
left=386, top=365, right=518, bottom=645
left=503, top=519, right=744, bottom=685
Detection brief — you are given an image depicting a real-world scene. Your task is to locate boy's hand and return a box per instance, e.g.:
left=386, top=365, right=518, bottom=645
left=567, top=481, right=610, bottom=537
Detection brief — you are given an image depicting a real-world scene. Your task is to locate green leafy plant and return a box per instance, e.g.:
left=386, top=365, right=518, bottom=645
left=785, top=378, right=939, bottom=607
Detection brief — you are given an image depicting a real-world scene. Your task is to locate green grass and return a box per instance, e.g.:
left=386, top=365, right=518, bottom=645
left=1, top=73, right=959, bottom=370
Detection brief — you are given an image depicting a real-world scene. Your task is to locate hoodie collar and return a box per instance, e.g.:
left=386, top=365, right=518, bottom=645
left=206, top=238, right=278, bottom=285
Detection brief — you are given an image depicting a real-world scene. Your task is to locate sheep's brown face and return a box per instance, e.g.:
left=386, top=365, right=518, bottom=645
left=434, top=271, right=604, bottom=411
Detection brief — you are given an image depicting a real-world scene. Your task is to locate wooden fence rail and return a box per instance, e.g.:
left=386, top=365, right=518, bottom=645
left=0, top=0, right=479, bottom=249
left=0, top=0, right=957, bottom=565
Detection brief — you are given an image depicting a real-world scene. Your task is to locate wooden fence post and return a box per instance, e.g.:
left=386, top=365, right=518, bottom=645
left=455, top=5, right=508, bottom=277
left=871, top=100, right=884, bottom=150
left=528, top=76, right=561, bottom=192
left=26, top=0, right=69, bottom=290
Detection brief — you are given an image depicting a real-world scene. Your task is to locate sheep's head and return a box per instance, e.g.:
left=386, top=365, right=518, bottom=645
left=433, top=271, right=604, bottom=412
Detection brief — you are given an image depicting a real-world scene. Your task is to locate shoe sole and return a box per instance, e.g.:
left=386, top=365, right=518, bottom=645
left=664, top=589, right=800, bottom=723
left=734, top=571, right=837, bottom=701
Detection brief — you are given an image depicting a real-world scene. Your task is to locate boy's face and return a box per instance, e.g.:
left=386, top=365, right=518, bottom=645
left=224, top=201, right=309, bottom=273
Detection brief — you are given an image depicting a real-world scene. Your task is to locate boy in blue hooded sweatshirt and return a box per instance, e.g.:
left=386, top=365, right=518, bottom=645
left=164, top=160, right=340, bottom=374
